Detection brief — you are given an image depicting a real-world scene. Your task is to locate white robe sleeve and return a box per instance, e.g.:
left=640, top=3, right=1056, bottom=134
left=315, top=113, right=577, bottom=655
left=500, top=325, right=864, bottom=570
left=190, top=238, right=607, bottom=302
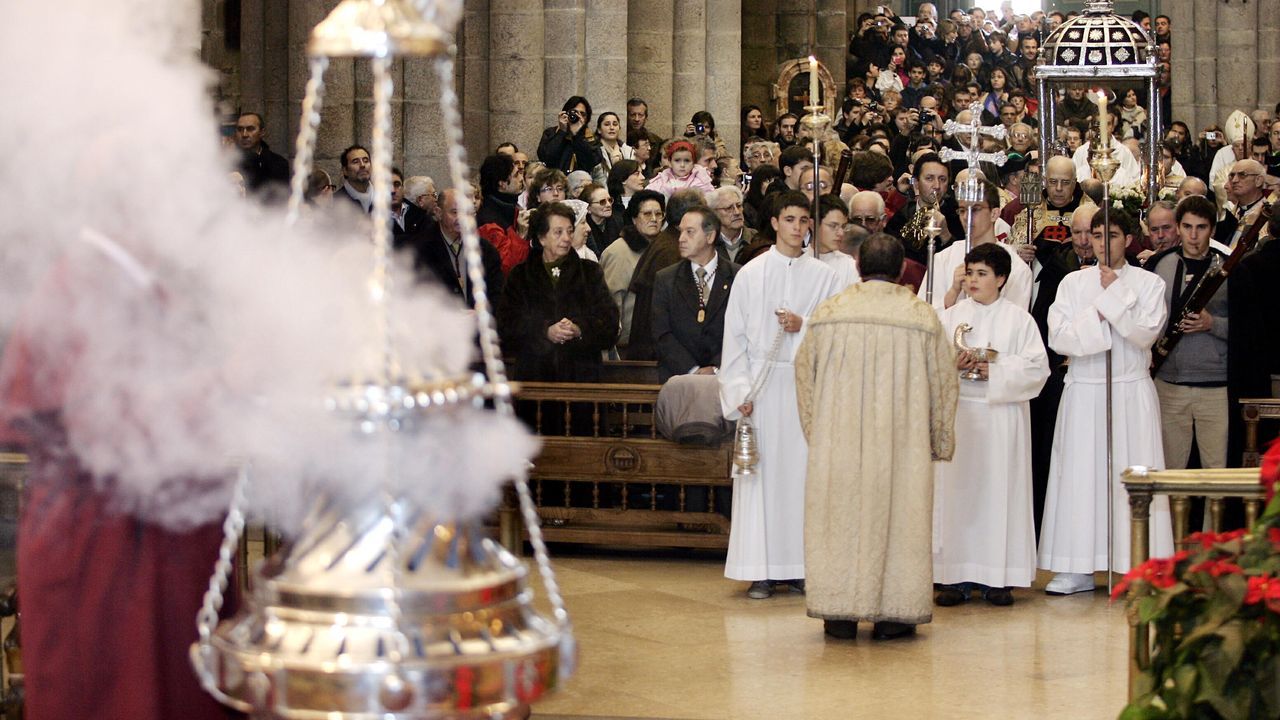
left=1048, top=274, right=1112, bottom=358
left=1095, top=271, right=1167, bottom=349
left=1002, top=245, right=1034, bottom=311
left=987, top=308, right=1051, bottom=404
left=718, top=281, right=753, bottom=420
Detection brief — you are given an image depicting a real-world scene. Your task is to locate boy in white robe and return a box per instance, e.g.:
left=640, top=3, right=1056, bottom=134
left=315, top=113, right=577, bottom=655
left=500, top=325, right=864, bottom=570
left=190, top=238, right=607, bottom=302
left=719, top=190, right=842, bottom=599
left=813, top=194, right=861, bottom=289
left=918, top=179, right=1034, bottom=312
left=933, top=242, right=1050, bottom=607
left=1038, top=209, right=1174, bottom=595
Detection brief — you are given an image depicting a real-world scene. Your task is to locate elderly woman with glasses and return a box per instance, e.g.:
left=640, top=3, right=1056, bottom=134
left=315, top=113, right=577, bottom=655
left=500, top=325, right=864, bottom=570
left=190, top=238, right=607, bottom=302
left=600, top=189, right=666, bottom=351
left=578, top=182, right=621, bottom=257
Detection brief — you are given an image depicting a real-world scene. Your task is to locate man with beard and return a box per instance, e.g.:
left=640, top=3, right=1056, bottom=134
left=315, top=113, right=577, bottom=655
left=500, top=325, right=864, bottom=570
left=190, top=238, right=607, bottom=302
left=336, top=144, right=373, bottom=213
left=234, top=111, right=290, bottom=191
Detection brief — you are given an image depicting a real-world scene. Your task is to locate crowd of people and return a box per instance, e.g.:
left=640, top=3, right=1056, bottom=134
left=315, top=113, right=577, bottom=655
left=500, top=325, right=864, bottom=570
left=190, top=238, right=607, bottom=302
left=223, top=2, right=1280, bottom=644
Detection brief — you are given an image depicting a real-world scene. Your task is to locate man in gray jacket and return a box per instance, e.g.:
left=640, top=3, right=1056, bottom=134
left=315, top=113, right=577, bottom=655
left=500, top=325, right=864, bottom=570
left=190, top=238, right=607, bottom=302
left=1148, top=195, right=1229, bottom=471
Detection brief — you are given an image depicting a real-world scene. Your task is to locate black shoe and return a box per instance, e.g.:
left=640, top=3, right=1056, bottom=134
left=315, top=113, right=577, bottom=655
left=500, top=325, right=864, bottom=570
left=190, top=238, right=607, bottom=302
left=746, top=580, right=774, bottom=599
left=784, top=579, right=806, bottom=594
left=984, top=587, right=1015, bottom=606
left=823, top=620, right=858, bottom=639
left=934, top=584, right=969, bottom=607
left=871, top=621, right=917, bottom=640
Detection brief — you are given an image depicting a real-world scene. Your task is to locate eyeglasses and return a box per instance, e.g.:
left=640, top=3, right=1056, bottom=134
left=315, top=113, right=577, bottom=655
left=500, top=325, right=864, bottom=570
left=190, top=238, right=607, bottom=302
left=539, top=185, right=567, bottom=194
left=849, top=215, right=879, bottom=224
left=1010, top=132, right=1031, bottom=140
left=638, top=210, right=665, bottom=219
left=1227, top=172, right=1261, bottom=180
left=591, top=197, right=612, bottom=206
left=715, top=202, right=744, bottom=212
left=804, top=181, right=832, bottom=191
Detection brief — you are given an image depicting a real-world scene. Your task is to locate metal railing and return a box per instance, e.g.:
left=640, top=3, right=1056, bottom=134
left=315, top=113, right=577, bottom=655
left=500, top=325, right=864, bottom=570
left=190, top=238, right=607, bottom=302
left=1120, top=465, right=1265, bottom=698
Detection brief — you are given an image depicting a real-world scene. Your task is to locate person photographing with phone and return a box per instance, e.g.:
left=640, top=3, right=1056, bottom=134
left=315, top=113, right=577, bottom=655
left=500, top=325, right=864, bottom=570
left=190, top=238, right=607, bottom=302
left=537, top=95, right=600, bottom=174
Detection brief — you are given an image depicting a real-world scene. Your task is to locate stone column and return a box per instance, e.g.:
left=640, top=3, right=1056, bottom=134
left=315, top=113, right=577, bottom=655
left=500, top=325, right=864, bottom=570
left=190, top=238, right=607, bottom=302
left=544, top=0, right=586, bottom=129
left=459, top=0, right=491, bottom=169
left=239, top=0, right=266, bottom=116
left=402, top=57, right=446, bottom=180
left=816, top=0, right=847, bottom=115
left=627, top=0, right=675, bottom=137
left=489, top=0, right=544, bottom=155
left=671, top=0, right=707, bottom=136
left=1189, top=0, right=1217, bottom=132
left=1257, top=0, right=1280, bottom=117
left=289, top=1, right=356, bottom=175
left=1216, top=0, right=1258, bottom=124
left=706, top=0, right=741, bottom=159
left=740, top=0, right=779, bottom=118
left=1167, top=0, right=1195, bottom=130
left=586, top=0, right=629, bottom=119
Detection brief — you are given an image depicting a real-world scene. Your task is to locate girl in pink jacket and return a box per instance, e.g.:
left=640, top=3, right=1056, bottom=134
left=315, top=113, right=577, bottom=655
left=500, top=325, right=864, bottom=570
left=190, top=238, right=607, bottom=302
left=645, top=140, right=715, bottom=199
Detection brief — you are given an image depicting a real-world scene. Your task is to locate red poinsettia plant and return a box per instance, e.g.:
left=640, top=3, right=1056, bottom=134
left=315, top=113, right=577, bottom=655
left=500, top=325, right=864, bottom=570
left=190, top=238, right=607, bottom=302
left=1117, top=440, right=1280, bottom=719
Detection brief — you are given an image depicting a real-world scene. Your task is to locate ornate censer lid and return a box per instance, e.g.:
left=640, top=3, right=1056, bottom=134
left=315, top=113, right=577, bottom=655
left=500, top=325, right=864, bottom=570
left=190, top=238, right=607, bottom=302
left=1038, top=0, right=1154, bottom=79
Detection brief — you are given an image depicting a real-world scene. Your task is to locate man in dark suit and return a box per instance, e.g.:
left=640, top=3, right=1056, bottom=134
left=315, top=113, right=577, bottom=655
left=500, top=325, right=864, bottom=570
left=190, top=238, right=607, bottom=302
left=234, top=112, right=290, bottom=192
left=412, top=188, right=504, bottom=307
left=391, top=168, right=430, bottom=243
left=651, top=206, right=739, bottom=382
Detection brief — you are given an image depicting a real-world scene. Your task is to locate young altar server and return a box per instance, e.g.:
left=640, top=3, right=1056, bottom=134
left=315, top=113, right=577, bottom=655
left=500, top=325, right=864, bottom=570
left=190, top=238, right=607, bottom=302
left=919, top=178, right=1033, bottom=312
left=1038, top=209, right=1174, bottom=595
left=932, top=243, right=1049, bottom=607
left=719, top=190, right=842, bottom=600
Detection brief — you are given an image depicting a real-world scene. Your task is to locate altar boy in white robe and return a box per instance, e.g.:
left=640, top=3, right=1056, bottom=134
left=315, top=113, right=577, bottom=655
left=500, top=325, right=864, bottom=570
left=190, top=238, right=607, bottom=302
left=933, top=243, right=1049, bottom=607
left=719, top=190, right=842, bottom=599
left=918, top=180, right=1033, bottom=313
left=1038, top=209, right=1174, bottom=595
left=813, top=194, right=860, bottom=289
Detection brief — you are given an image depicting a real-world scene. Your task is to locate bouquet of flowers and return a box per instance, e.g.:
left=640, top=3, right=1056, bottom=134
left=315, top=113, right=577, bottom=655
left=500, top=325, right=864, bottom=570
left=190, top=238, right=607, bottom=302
left=1110, top=183, right=1149, bottom=217
left=1117, top=441, right=1280, bottom=720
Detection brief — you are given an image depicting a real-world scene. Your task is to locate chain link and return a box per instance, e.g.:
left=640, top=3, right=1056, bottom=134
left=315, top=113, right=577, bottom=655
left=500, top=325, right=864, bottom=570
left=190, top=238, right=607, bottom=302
left=196, top=464, right=250, bottom=646
left=434, top=50, right=567, bottom=623
left=285, top=56, right=329, bottom=226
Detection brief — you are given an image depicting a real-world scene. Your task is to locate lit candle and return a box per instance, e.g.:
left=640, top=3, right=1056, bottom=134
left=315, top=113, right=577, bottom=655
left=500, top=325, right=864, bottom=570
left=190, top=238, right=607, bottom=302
left=809, top=55, right=820, bottom=107
left=1095, top=90, right=1110, bottom=149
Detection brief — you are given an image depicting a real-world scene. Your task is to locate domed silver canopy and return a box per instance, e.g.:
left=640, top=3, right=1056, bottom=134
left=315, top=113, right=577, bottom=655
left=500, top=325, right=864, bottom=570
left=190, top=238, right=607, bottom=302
left=1038, top=0, right=1154, bottom=79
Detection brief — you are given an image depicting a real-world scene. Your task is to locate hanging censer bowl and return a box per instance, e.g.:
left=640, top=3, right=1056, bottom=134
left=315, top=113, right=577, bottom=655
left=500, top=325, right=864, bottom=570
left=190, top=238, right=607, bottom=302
left=191, top=2, right=575, bottom=717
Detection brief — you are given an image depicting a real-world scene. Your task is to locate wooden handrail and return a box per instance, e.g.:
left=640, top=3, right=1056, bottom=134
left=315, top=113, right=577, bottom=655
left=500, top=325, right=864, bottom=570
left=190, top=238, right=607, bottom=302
left=1121, top=465, right=1265, bottom=700
left=1241, top=397, right=1280, bottom=467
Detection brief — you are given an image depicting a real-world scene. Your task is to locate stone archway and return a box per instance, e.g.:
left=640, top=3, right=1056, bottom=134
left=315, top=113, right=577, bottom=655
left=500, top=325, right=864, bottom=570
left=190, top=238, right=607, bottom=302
left=773, top=57, right=839, bottom=119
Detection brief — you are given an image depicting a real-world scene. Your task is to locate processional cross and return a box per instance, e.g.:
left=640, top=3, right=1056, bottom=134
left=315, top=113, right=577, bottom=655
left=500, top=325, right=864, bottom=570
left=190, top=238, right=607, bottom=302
left=940, top=101, right=1010, bottom=251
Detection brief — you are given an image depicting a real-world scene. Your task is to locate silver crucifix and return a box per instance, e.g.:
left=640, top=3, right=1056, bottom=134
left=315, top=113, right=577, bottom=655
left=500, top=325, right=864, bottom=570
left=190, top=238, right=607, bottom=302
left=941, top=102, right=1009, bottom=250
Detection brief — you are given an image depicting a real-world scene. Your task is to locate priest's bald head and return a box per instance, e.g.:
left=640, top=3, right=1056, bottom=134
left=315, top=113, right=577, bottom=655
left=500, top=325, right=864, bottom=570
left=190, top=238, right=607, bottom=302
left=1044, top=156, right=1077, bottom=208
left=857, top=232, right=905, bottom=282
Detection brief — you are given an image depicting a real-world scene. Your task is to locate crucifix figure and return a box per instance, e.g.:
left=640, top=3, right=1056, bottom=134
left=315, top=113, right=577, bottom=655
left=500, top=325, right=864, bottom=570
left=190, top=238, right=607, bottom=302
left=941, top=101, right=1010, bottom=252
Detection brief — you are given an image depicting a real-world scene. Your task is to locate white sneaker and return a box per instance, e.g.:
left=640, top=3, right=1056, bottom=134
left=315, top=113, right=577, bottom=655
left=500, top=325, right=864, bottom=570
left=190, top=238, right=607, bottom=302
left=1045, top=572, right=1096, bottom=596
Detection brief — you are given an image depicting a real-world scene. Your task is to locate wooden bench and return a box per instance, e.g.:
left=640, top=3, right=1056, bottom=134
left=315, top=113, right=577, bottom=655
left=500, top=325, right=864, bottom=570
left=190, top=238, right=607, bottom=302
left=500, top=371, right=735, bottom=551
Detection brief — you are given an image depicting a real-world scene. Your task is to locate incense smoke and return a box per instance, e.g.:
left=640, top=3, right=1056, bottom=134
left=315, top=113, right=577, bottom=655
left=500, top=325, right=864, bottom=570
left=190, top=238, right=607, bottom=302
left=0, top=0, right=535, bottom=532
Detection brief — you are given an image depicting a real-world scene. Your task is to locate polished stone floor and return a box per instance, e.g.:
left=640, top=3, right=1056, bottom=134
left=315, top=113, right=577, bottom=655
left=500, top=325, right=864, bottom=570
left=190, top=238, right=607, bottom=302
left=530, top=548, right=1130, bottom=720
